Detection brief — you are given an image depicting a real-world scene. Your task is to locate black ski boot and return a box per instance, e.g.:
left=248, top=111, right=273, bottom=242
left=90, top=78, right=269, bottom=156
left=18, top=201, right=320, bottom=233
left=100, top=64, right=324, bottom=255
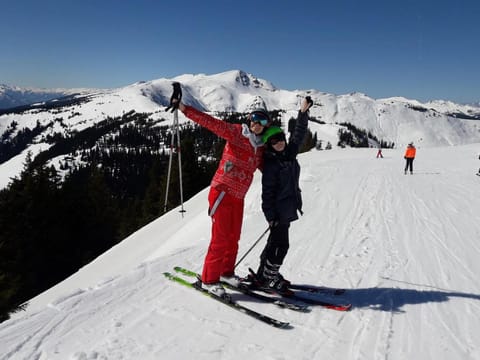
left=253, top=262, right=293, bottom=296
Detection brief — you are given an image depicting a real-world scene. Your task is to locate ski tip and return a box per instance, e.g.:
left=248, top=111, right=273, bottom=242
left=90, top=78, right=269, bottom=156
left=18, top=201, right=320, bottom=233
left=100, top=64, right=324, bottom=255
left=328, top=304, right=352, bottom=312
left=279, top=322, right=293, bottom=329
left=267, top=320, right=292, bottom=329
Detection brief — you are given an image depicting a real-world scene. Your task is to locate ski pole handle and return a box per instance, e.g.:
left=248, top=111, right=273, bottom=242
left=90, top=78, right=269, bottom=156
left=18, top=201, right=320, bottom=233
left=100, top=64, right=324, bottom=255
left=166, top=82, right=182, bottom=112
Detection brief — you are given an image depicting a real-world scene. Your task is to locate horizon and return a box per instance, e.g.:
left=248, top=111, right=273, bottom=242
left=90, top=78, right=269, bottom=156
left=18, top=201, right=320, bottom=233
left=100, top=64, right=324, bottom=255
left=1, top=0, right=479, bottom=103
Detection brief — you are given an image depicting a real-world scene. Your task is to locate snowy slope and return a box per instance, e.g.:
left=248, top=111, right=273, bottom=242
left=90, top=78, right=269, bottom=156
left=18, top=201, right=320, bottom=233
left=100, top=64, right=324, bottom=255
left=1, top=144, right=480, bottom=360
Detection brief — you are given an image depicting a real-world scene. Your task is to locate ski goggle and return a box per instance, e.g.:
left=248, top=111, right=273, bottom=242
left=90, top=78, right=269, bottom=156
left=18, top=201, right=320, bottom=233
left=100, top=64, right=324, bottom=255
left=250, top=112, right=269, bottom=126
left=269, top=132, right=286, bottom=145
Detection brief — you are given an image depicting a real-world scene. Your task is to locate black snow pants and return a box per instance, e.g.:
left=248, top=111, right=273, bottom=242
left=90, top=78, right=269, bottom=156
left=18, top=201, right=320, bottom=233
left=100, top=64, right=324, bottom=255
left=259, top=223, right=290, bottom=269
left=405, top=158, right=414, bottom=173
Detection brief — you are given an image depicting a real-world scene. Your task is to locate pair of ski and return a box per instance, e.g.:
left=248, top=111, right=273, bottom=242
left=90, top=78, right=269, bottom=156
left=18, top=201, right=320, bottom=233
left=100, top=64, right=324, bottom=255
left=164, top=266, right=351, bottom=329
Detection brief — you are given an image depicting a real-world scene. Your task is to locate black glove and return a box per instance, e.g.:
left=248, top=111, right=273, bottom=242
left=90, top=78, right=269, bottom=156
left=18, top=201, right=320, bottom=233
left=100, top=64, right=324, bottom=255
left=305, top=96, right=314, bottom=109
left=165, top=82, right=182, bottom=113
left=301, top=96, right=314, bottom=112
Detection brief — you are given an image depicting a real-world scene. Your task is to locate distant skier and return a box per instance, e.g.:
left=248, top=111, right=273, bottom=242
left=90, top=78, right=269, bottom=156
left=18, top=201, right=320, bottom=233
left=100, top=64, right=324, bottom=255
left=376, top=148, right=383, bottom=158
left=167, top=82, right=272, bottom=298
left=404, top=142, right=416, bottom=174
left=252, top=97, right=312, bottom=295
left=477, top=154, right=480, bottom=176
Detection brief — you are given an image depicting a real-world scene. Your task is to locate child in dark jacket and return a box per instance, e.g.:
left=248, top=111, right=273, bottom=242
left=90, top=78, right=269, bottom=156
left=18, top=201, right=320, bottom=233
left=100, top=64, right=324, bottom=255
left=254, top=97, right=312, bottom=294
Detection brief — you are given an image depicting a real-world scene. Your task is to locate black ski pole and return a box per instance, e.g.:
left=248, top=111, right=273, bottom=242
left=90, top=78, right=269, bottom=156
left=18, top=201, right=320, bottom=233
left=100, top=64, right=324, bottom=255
left=234, top=226, right=270, bottom=269
left=164, top=82, right=185, bottom=216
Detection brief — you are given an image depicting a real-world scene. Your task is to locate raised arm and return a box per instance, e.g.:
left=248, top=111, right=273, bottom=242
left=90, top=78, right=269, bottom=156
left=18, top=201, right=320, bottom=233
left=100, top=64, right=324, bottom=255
left=288, top=96, right=313, bottom=156
left=167, top=83, right=240, bottom=142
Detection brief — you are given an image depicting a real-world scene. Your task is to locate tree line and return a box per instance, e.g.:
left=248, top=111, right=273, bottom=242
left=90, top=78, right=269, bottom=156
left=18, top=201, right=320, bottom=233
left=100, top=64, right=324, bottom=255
left=0, top=110, right=224, bottom=321
left=338, top=122, right=395, bottom=148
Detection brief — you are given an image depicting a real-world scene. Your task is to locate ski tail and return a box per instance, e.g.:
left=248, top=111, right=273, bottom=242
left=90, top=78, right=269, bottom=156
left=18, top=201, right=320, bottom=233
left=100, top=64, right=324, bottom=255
left=247, top=268, right=352, bottom=311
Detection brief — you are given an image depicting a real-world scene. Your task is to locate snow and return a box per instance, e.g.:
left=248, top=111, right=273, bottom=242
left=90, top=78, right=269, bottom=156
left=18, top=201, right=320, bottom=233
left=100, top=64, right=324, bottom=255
left=0, top=143, right=51, bottom=188
left=1, top=144, right=480, bottom=360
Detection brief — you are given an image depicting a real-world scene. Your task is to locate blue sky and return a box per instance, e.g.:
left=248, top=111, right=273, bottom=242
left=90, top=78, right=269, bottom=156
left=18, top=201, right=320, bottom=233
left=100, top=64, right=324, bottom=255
left=1, top=0, right=479, bottom=103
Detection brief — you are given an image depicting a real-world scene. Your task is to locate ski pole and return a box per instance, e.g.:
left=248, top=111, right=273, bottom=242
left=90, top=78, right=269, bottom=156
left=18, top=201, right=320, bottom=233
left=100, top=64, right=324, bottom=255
left=164, top=82, right=185, bottom=216
left=234, top=226, right=270, bottom=269
left=174, top=107, right=185, bottom=216
left=163, top=108, right=175, bottom=213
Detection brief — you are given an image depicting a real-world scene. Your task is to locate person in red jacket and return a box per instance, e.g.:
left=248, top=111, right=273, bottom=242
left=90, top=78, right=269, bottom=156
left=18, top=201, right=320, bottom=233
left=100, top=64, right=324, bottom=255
left=169, top=83, right=271, bottom=297
left=404, top=142, right=416, bottom=174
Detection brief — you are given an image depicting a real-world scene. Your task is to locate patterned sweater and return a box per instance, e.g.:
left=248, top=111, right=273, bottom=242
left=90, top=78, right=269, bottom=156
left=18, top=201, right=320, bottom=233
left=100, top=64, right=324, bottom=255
left=183, top=106, right=264, bottom=199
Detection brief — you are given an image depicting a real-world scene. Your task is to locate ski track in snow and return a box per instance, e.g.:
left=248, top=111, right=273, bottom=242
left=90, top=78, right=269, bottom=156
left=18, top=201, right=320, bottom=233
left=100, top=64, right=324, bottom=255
left=1, top=145, right=480, bottom=360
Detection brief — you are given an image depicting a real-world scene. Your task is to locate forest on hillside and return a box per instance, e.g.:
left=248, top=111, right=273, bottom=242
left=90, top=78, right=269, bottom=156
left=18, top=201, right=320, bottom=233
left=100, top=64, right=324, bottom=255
left=0, top=110, right=224, bottom=321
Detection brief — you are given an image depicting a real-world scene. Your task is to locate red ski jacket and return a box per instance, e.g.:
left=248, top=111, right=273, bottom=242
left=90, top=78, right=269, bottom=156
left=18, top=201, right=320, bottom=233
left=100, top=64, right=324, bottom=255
left=183, top=106, right=264, bottom=199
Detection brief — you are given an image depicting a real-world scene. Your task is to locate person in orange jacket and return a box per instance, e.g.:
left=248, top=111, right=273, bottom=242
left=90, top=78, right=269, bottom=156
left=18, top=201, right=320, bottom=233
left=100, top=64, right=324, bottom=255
left=404, top=142, right=416, bottom=174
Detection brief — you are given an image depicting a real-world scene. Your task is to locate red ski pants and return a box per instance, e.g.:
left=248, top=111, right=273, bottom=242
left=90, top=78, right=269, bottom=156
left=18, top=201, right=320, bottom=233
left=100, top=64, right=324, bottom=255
left=201, top=187, right=244, bottom=284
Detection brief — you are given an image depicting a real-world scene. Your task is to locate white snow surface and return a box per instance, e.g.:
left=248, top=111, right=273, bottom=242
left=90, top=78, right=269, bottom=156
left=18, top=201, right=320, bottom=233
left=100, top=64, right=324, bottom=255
left=1, top=144, right=480, bottom=360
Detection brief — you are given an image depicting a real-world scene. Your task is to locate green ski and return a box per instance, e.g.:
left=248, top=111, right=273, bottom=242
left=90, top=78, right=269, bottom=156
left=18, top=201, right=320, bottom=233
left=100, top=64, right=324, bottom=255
left=174, top=266, right=309, bottom=312
left=163, top=271, right=291, bottom=329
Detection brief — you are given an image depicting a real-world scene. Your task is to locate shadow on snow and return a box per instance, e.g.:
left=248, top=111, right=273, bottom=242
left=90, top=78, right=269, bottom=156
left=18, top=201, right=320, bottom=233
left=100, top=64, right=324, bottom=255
left=339, top=286, right=480, bottom=312
left=232, top=282, right=480, bottom=313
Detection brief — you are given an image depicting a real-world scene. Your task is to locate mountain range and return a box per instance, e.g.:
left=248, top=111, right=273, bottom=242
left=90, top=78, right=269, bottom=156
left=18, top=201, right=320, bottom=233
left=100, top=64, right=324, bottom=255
left=1, top=69, right=480, bottom=189
left=0, top=84, right=93, bottom=110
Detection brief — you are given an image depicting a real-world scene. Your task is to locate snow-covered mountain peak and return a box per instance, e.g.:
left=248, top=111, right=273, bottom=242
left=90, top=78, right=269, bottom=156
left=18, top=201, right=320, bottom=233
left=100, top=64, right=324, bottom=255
left=1, top=69, right=480, bottom=190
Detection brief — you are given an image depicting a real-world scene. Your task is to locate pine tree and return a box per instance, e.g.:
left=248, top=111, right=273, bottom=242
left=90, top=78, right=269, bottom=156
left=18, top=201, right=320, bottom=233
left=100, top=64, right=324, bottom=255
left=142, top=159, right=164, bottom=223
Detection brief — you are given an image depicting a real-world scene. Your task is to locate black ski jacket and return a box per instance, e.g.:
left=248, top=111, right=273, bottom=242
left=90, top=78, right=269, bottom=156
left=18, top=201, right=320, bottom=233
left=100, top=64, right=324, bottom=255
left=261, top=110, right=309, bottom=224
